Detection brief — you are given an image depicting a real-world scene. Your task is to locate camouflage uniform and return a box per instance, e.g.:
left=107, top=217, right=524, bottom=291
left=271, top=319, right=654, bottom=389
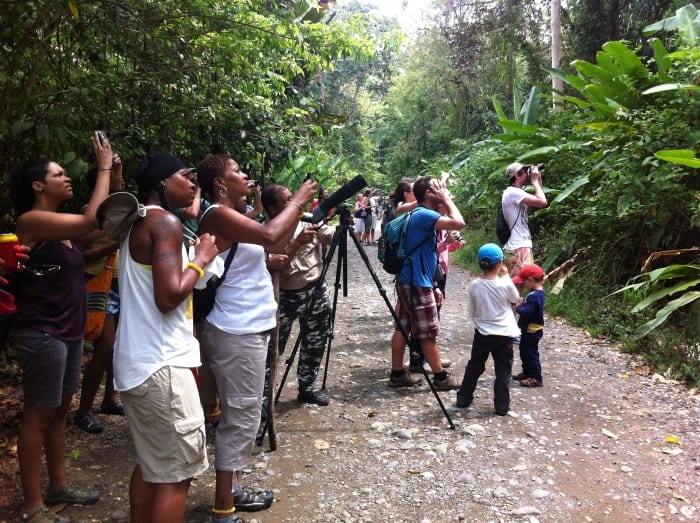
left=277, top=282, right=332, bottom=391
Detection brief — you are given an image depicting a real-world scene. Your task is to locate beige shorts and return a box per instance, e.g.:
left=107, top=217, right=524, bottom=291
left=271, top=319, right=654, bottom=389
left=121, top=366, right=208, bottom=483
left=504, top=247, right=533, bottom=278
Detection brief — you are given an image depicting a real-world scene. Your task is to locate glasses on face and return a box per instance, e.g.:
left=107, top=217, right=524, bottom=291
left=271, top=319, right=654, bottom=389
left=184, top=169, right=198, bottom=183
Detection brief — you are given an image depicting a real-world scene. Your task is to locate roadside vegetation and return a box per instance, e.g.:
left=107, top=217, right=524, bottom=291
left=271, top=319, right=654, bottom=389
left=0, top=0, right=697, bottom=383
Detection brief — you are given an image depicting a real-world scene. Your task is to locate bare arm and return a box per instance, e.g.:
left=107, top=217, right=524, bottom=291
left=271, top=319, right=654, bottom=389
left=520, top=169, right=547, bottom=209
left=395, top=200, right=418, bottom=216
left=245, top=185, right=263, bottom=218
left=201, top=180, right=317, bottom=253
left=16, top=133, right=113, bottom=245
left=142, top=211, right=218, bottom=313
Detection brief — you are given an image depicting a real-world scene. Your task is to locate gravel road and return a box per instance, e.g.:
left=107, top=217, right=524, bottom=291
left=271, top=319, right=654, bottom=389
left=11, top=240, right=698, bottom=523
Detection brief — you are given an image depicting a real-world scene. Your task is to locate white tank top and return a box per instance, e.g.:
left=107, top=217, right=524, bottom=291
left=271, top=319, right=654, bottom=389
left=206, top=243, right=277, bottom=335
left=114, top=216, right=200, bottom=391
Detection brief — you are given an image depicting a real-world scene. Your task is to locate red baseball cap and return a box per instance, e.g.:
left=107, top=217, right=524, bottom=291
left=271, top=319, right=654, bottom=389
left=512, top=264, right=545, bottom=284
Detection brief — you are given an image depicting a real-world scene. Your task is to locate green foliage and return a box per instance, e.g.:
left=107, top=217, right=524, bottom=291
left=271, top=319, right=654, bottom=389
left=0, top=0, right=374, bottom=220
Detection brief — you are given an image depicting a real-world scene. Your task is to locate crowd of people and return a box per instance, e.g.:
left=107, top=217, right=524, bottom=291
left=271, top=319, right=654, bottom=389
left=1, top=141, right=548, bottom=522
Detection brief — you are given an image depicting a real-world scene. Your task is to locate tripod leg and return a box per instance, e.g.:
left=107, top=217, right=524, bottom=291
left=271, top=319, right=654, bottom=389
left=345, top=225, right=455, bottom=429
left=320, top=233, right=345, bottom=390
left=273, top=226, right=342, bottom=405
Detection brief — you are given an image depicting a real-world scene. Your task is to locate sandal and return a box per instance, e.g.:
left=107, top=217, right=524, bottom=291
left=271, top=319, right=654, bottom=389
left=520, top=377, right=543, bottom=387
left=233, top=487, right=274, bottom=512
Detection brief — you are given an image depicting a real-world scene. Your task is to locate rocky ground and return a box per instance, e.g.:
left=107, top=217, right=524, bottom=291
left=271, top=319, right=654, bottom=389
left=1, top=242, right=698, bottom=523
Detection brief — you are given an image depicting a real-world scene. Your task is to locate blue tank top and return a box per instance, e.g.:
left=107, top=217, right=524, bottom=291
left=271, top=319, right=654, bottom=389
left=12, top=241, right=86, bottom=341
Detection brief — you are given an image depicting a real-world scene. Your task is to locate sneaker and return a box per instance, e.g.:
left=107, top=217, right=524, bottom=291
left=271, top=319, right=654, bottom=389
left=512, top=336, right=521, bottom=346
left=74, top=411, right=104, bottom=434
left=512, top=372, right=528, bottom=381
left=520, top=377, right=543, bottom=387
left=455, top=394, right=470, bottom=409
left=98, top=400, right=124, bottom=416
left=297, top=388, right=330, bottom=406
left=432, top=373, right=461, bottom=391
left=233, top=487, right=274, bottom=512
left=20, top=505, right=70, bottom=523
left=45, top=484, right=100, bottom=506
left=495, top=408, right=509, bottom=416
left=388, top=371, right=423, bottom=388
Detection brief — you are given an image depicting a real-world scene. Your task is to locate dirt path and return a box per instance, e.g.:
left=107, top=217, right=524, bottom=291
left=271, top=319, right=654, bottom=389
left=2, top=242, right=698, bottom=522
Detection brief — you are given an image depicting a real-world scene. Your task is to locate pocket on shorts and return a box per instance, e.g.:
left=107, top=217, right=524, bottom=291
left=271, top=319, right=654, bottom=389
left=225, top=395, right=259, bottom=410
left=173, top=415, right=206, bottom=465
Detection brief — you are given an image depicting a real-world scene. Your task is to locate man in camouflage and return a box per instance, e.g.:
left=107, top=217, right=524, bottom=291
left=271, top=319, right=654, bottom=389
left=262, top=184, right=334, bottom=406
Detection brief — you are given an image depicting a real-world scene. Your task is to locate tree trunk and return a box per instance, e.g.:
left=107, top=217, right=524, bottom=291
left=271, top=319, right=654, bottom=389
left=551, top=0, right=563, bottom=111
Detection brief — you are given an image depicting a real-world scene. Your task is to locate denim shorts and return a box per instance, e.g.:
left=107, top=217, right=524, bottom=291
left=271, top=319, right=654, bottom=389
left=11, top=328, right=82, bottom=407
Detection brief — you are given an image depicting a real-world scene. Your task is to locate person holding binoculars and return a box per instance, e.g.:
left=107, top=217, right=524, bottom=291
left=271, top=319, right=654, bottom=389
left=502, top=162, right=548, bottom=282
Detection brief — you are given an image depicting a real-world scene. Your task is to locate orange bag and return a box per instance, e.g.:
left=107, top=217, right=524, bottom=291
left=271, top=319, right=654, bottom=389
left=84, top=252, right=116, bottom=342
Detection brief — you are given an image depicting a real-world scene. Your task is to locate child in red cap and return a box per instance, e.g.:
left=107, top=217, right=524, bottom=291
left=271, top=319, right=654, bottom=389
left=511, top=264, right=546, bottom=387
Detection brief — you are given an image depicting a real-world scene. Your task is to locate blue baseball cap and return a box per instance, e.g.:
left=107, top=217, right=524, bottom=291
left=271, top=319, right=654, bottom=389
left=477, top=243, right=504, bottom=265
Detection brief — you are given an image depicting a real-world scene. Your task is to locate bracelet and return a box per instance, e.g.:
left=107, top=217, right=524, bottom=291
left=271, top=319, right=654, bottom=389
left=98, top=168, right=111, bottom=172
left=290, top=200, right=304, bottom=211
left=185, top=262, right=205, bottom=278
left=211, top=507, right=236, bottom=515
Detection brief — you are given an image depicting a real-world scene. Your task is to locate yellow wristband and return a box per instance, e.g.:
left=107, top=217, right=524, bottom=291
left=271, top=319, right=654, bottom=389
left=185, top=262, right=204, bottom=278
left=211, top=507, right=236, bottom=515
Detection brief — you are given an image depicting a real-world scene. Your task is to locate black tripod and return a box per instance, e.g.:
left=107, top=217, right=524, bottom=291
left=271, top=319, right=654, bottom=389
left=268, top=205, right=455, bottom=431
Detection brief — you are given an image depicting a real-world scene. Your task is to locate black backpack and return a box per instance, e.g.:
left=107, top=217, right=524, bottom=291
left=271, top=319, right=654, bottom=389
left=496, top=204, right=526, bottom=245
left=496, top=206, right=512, bottom=245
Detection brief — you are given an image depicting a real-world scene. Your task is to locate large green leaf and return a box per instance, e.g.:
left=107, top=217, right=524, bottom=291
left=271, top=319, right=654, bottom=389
left=654, top=149, right=700, bottom=168
left=648, top=38, right=673, bottom=80
left=520, top=86, right=541, bottom=126
left=642, top=83, right=700, bottom=94
left=636, top=291, right=700, bottom=338
left=598, top=41, right=648, bottom=81
left=631, top=278, right=700, bottom=312
left=551, top=175, right=590, bottom=204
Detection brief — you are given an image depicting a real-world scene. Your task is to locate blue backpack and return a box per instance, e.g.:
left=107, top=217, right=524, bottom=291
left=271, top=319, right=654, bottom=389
left=378, top=210, right=431, bottom=274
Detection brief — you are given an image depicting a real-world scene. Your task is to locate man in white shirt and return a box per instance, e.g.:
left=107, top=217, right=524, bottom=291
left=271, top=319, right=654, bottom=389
left=501, top=163, right=547, bottom=280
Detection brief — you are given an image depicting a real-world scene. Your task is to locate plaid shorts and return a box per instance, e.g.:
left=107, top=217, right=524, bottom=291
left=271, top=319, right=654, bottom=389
left=396, top=282, right=440, bottom=339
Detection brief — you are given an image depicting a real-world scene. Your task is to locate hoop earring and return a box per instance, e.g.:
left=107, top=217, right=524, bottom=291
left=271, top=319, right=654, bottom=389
left=219, top=187, right=227, bottom=197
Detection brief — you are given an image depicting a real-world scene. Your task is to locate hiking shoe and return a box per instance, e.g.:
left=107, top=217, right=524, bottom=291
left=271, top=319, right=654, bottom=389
left=455, top=394, right=470, bottom=409
left=98, top=400, right=124, bottom=416
left=297, top=388, right=330, bottom=406
left=520, top=377, right=543, bottom=388
left=512, top=372, right=528, bottom=381
left=388, top=371, right=423, bottom=388
left=433, top=373, right=461, bottom=391
left=74, top=410, right=104, bottom=434
left=45, top=484, right=100, bottom=505
left=233, top=487, right=273, bottom=512
left=20, top=505, right=70, bottom=523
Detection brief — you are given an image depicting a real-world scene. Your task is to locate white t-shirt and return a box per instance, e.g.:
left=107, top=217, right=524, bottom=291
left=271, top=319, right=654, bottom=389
left=467, top=276, right=520, bottom=338
left=502, top=186, right=532, bottom=250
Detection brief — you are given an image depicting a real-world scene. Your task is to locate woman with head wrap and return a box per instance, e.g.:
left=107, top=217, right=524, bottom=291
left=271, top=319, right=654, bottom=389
left=9, top=133, right=113, bottom=523
left=113, top=152, right=219, bottom=523
left=195, top=154, right=316, bottom=522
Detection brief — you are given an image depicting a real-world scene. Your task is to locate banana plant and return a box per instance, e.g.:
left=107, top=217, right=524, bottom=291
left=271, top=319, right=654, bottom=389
left=614, top=264, right=700, bottom=338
